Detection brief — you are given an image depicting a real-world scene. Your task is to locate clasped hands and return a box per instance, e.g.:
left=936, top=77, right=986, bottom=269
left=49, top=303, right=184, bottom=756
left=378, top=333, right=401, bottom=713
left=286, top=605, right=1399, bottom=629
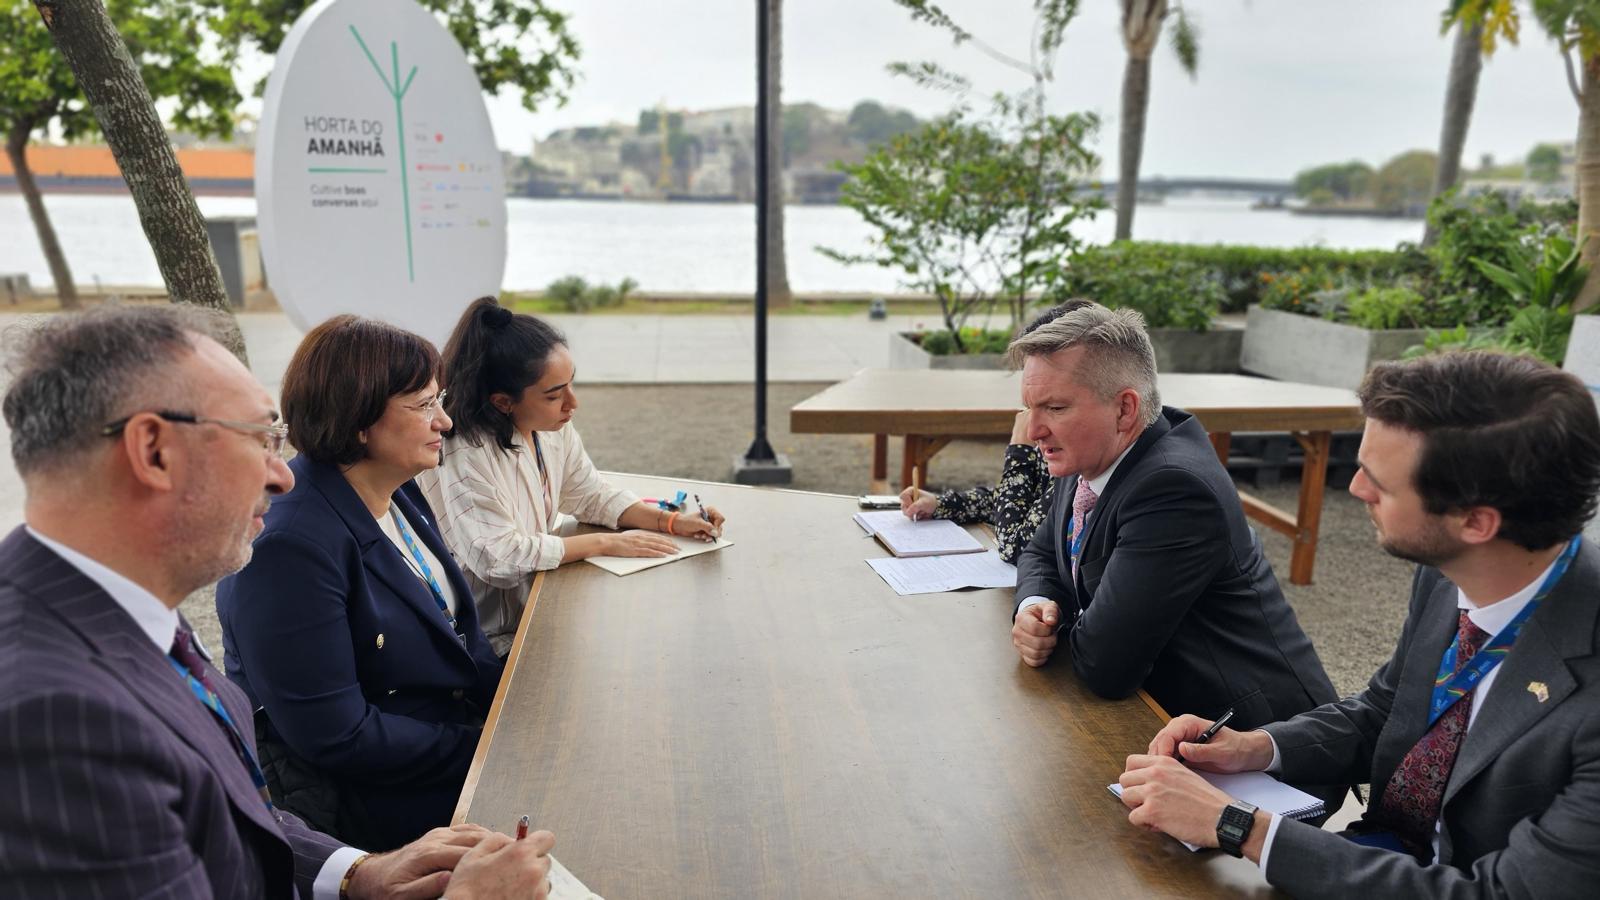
left=345, top=822, right=558, bottom=900
left=1115, top=714, right=1276, bottom=856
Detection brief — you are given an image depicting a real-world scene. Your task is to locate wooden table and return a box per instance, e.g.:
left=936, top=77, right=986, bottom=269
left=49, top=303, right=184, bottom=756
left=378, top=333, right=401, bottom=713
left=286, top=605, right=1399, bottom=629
left=790, top=370, right=1364, bottom=585
left=454, top=475, right=1279, bottom=899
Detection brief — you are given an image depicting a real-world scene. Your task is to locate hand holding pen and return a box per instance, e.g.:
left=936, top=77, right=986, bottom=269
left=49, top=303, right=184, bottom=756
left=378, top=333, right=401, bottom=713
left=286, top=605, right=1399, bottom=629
left=1145, top=709, right=1276, bottom=774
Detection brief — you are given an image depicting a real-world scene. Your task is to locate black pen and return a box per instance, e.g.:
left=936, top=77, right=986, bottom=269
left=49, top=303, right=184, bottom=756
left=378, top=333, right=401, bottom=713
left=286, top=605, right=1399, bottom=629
left=1192, top=708, right=1235, bottom=747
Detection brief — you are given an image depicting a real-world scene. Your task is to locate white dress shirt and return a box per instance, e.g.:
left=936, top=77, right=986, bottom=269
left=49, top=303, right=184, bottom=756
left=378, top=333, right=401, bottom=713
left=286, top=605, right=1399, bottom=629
left=25, top=526, right=365, bottom=897
left=1257, top=553, right=1561, bottom=870
left=1016, top=441, right=1138, bottom=619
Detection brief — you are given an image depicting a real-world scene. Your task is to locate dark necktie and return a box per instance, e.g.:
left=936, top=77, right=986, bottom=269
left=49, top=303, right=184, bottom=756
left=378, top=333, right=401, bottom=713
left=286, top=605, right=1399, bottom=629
left=1374, top=611, right=1490, bottom=857
left=169, top=625, right=274, bottom=810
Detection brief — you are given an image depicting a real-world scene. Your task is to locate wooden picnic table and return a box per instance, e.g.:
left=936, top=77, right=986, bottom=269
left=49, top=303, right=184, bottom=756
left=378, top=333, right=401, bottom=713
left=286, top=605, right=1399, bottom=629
left=789, top=370, right=1365, bottom=585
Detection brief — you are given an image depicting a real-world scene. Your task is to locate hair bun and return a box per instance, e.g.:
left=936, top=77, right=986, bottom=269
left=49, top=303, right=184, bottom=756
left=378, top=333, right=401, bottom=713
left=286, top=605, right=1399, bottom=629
left=484, top=304, right=514, bottom=330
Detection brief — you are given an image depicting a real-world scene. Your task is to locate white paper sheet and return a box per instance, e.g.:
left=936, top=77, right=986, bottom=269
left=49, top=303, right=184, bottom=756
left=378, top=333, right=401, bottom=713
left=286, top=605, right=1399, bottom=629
left=549, top=854, right=604, bottom=899
left=584, top=534, right=733, bottom=576
left=852, top=510, right=984, bottom=557
left=865, top=549, right=1018, bottom=595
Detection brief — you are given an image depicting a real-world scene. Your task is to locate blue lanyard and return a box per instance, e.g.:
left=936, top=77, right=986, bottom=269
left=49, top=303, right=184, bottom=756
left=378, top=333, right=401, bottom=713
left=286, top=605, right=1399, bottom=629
left=531, top=433, right=554, bottom=516
left=389, top=507, right=461, bottom=639
left=1427, top=535, right=1580, bottom=727
left=166, top=657, right=273, bottom=810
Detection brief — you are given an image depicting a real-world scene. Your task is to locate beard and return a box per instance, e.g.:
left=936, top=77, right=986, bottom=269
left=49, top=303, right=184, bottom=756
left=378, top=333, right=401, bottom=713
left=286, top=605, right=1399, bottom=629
left=1376, top=515, right=1464, bottom=568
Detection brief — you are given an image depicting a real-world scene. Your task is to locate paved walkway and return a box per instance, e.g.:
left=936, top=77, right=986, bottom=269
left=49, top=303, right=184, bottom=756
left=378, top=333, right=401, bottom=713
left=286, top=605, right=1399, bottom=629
left=227, top=311, right=937, bottom=392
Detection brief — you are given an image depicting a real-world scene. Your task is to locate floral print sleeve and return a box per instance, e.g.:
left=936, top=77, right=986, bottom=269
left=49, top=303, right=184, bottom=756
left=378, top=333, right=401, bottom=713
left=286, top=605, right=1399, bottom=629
left=933, top=444, right=1052, bottom=564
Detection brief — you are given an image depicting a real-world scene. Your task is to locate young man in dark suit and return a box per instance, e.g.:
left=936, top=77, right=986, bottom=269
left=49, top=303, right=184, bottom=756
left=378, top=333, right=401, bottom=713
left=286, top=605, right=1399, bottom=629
left=1119, top=351, right=1600, bottom=897
left=0, top=307, right=554, bottom=898
left=1008, top=303, right=1337, bottom=733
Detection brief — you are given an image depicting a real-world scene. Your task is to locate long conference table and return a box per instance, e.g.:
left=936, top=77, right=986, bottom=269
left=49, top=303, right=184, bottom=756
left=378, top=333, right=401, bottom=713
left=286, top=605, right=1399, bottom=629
left=453, top=474, right=1280, bottom=898
left=790, top=370, right=1365, bottom=585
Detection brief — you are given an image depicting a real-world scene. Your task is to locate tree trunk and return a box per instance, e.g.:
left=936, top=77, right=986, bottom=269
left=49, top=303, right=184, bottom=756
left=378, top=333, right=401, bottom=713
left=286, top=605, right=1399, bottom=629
left=1423, top=20, right=1484, bottom=246
left=31, top=0, right=246, bottom=361
left=1574, top=59, right=1600, bottom=313
left=764, top=0, right=792, bottom=307
left=1115, top=53, right=1152, bottom=241
left=6, top=121, right=80, bottom=309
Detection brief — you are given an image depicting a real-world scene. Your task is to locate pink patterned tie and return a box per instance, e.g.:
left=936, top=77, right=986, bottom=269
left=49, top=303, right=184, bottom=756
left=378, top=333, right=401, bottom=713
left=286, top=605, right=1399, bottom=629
left=1375, top=611, right=1490, bottom=858
left=1069, top=477, right=1098, bottom=582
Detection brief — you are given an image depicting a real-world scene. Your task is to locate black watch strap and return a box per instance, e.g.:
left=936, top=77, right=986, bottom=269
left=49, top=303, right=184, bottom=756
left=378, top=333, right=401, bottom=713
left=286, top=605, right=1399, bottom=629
left=1216, top=800, right=1259, bottom=858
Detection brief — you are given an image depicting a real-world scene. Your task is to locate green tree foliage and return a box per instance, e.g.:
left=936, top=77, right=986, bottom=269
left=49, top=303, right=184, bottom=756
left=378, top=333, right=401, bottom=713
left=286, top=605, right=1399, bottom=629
left=820, top=98, right=1105, bottom=350
left=205, top=0, right=580, bottom=112
left=1372, top=150, right=1439, bottom=214
left=637, top=109, right=659, bottom=135
left=1527, top=142, right=1563, bottom=182
left=1293, top=161, right=1374, bottom=202
left=846, top=100, right=920, bottom=147
left=2, top=0, right=240, bottom=306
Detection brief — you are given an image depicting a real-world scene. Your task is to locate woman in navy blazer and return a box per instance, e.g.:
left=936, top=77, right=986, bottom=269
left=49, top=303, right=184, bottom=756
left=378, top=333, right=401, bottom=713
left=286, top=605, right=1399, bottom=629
left=217, top=315, right=503, bottom=851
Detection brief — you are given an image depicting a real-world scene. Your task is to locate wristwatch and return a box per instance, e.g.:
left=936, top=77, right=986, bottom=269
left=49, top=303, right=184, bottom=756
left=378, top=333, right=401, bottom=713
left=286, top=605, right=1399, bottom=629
left=1216, top=800, right=1259, bottom=858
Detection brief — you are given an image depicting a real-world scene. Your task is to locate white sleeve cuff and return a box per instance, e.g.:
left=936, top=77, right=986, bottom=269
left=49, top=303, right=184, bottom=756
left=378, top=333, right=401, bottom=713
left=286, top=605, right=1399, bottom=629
left=1257, top=813, right=1284, bottom=872
left=313, top=847, right=369, bottom=900
left=1016, top=595, right=1062, bottom=630
left=1262, top=730, right=1282, bottom=774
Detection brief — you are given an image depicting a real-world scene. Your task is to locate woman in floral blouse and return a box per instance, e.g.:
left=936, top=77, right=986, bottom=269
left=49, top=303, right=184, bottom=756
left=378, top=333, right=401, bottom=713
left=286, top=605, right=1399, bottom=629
left=899, top=410, right=1050, bottom=564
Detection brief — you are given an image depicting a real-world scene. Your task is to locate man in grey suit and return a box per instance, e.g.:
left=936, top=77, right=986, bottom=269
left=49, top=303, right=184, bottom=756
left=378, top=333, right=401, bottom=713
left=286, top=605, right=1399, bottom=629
left=1118, top=351, right=1600, bottom=897
left=0, top=307, right=554, bottom=898
left=1009, top=304, right=1337, bottom=733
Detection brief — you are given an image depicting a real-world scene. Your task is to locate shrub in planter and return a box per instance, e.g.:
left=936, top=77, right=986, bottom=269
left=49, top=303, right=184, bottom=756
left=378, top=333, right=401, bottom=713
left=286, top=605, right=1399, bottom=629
left=1057, top=248, right=1223, bottom=330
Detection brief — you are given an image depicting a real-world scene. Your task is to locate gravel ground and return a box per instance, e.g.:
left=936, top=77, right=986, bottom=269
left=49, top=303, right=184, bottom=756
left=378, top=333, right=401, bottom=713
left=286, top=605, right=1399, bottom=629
left=184, top=382, right=1412, bottom=698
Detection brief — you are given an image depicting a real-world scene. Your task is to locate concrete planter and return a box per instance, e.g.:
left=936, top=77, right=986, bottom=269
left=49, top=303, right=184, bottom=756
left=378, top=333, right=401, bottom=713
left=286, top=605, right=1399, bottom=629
left=1240, top=306, right=1428, bottom=390
left=888, top=332, right=1006, bottom=370
left=890, top=327, right=1241, bottom=373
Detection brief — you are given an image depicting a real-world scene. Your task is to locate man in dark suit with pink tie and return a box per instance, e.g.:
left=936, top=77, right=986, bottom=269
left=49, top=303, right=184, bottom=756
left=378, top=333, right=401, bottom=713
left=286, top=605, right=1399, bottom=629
left=0, top=307, right=554, bottom=898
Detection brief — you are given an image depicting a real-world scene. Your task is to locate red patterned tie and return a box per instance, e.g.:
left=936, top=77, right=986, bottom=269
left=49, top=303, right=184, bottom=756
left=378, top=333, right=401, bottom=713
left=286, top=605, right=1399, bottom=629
left=1375, top=611, right=1490, bottom=857
left=1069, top=477, right=1098, bottom=582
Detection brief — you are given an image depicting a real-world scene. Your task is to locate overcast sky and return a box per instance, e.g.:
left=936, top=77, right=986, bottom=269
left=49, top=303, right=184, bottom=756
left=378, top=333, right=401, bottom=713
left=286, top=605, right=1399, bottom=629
left=474, top=0, right=1578, bottom=179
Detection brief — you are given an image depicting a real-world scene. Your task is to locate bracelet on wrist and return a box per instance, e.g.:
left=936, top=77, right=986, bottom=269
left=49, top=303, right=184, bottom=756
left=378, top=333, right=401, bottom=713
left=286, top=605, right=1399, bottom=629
left=339, top=853, right=372, bottom=900
left=665, top=511, right=680, bottom=535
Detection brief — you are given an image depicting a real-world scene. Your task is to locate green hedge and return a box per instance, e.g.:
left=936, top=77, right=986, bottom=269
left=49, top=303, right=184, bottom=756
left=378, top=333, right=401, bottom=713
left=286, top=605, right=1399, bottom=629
left=1064, top=242, right=1420, bottom=316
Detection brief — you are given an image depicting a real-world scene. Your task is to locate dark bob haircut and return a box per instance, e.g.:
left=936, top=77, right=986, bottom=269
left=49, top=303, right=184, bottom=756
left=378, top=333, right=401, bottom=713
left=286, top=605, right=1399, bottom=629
left=280, top=315, right=440, bottom=465
left=1359, top=350, right=1600, bottom=551
left=439, top=297, right=567, bottom=452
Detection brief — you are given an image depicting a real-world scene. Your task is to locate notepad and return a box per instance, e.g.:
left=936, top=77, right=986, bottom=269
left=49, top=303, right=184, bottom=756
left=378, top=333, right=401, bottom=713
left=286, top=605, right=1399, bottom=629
left=585, top=534, right=733, bottom=576
left=549, top=854, right=604, bottom=899
left=866, top=549, right=1018, bottom=595
left=1108, top=770, right=1325, bottom=852
left=852, top=510, right=984, bottom=558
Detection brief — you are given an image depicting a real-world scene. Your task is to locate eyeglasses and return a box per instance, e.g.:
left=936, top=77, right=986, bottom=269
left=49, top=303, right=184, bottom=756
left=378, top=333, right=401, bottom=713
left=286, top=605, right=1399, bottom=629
left=406, top=389, right=449, bottom=423
left=101, top=410, right=290, bottom=458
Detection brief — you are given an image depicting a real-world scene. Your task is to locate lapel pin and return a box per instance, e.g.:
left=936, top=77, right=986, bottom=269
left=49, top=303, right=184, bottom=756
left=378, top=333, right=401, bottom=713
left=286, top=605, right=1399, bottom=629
left=376, top=633, right=386, bottom=650
left=1527, top=681, right=1549, bottom=703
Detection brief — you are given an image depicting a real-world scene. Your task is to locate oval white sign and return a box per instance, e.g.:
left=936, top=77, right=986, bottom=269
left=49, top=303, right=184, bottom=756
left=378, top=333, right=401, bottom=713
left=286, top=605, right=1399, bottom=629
left=256, top=0, right=507, bottom=346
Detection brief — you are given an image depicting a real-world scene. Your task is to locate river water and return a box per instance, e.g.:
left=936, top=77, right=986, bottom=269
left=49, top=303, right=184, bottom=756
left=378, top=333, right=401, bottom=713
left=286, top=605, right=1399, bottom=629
left=0, top=193, right=1423, bottom=293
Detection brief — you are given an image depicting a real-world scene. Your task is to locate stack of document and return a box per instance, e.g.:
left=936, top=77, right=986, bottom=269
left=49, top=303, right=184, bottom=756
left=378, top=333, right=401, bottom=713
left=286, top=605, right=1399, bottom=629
left=854, top=511, right=1018, bottom=596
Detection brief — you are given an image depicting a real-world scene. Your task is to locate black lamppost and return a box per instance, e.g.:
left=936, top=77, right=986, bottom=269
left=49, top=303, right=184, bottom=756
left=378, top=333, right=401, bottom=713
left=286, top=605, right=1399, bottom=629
left=733, top=0, right=792, bottom=484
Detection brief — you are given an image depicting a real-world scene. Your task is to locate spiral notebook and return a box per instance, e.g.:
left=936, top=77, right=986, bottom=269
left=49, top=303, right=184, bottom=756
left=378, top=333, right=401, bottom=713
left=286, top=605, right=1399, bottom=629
left=1108, top=770, right=1324, bottom=851
left=852, top=510, right=984, bottom=558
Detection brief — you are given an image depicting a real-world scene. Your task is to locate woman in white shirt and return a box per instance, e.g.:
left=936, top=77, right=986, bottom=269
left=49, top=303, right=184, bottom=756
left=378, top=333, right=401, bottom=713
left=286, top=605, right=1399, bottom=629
left=420, top=297, right=726, bottom=655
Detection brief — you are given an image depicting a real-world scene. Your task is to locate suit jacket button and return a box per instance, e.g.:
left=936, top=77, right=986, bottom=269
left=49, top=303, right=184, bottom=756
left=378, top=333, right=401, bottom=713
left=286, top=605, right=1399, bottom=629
left=376, top=633, right=385, bottom=649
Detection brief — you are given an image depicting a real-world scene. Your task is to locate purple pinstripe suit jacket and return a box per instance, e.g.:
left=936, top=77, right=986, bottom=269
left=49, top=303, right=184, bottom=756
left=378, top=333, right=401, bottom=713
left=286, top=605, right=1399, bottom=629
left=0, top=527, right=345, bottom=898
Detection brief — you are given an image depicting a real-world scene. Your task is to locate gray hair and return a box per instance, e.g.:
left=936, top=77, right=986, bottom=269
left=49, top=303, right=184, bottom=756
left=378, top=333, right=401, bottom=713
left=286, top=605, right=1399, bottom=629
left=1006, top=302, right=1162, bottom=427
left=3, top=305, right=233, bottom=477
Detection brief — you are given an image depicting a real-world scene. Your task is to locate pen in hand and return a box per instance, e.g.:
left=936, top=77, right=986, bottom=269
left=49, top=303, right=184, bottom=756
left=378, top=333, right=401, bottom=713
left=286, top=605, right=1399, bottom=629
left=515, top=814, right=529, bottom=840
left=1179, top=707, right=1235, bottom=760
